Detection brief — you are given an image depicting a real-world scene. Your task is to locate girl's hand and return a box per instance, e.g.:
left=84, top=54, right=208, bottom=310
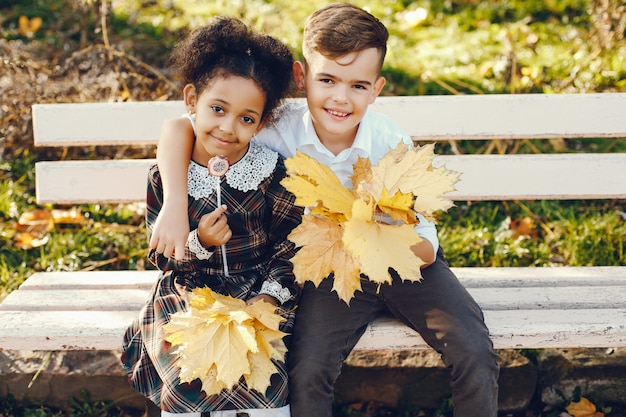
left=197, top=205, right=232, bottom=248
left=150, top=199, right=190, bottom=260
left=246, top=294, right=278, bottom=306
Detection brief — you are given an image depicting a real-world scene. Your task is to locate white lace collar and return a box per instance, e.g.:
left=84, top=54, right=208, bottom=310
left=188, top=142, right=279, bottom=200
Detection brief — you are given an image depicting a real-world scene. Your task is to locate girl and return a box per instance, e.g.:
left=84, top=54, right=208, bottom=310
left=121, top=16, right=302, bottom=417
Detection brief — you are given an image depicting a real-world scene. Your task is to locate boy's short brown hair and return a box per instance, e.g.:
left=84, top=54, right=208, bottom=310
left=302, top=2, right=389, bottom=73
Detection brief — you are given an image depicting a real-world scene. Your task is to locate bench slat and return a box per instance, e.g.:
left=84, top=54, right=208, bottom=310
left=34, top=153, right=626, bottom=204
left=31, top=93, right=626, bottom=146
left=438, top=153, right=626, bottom=200
left=17, top=267, right=626, bottom=290
left=18, top=270, right=160, bottom=290
left=382, top=93, right=626, bottom=140
left=0, top=310, right=137, bottom=351
left=35, top=159, right=155, bottom=204
left=357, top=309, right=626, bottom=350
left=0, top=288, right=150, bottom=311
left=1, top=308, right=624, bottom=351
left=32, top=101, right=183, bottom=146
left=2, top=284, right=624, bottom=312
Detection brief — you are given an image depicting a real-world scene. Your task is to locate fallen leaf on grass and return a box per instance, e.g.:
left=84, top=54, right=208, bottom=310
left=15, top=209, right=53, bottom=249
left=14, top=232, right=50, bottom=249
left=18, top=16, right=42, bottom=37
left=566, top=397, right=604, bottom=417
left=51, top=208, right=87, bottom=227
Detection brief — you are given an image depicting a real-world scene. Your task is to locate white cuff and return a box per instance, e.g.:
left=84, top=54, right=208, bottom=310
left=413, top=213, right=439, bottom=256
left=260, top=281, right=292, bottom=304
left=187, top=229, right=213, bottom=260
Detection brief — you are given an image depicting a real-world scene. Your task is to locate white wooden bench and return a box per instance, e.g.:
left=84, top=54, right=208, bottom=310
left=1, top=93, right=625, bottom=412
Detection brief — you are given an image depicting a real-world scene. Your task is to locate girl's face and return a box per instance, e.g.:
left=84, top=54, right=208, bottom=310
left=185, top=75, right=266, bottom=166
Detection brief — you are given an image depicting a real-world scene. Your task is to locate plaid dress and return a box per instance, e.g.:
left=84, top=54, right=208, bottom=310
left=121, top=142, right=303, bottom=413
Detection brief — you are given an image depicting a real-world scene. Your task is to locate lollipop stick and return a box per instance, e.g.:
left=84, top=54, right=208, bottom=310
left=216, top=185, right=229, bottom=277
left=208, top=155, right=231, bottom=277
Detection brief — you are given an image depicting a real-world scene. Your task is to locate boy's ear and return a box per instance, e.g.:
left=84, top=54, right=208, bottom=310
left=369, top=76, right=386, bottom=104
left=293, top=61, right=306, bottom=92
left=183, top=84, right=198, bottom=113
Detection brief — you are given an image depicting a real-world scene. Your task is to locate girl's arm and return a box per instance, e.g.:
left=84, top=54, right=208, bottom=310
left=146, top=164, right=200, bottom=271
left=149, top=117, right=195, bottom=259
left=259, top=160, right=305, bottom=305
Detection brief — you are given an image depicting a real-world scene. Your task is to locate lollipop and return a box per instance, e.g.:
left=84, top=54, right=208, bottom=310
left=208, top=155, right=230, bottom=277
left=208, top=155, right=230, bottom=177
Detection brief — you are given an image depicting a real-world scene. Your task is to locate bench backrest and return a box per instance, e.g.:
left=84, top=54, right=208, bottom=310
left=32, top=93, right=626, bottom=205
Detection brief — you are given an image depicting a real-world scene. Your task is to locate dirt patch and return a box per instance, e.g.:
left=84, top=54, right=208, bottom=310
left=1, top=34, right=179, bottom=162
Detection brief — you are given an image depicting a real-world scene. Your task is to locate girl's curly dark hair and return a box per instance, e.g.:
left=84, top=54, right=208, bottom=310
left=170, top=16, right=294, bottom=123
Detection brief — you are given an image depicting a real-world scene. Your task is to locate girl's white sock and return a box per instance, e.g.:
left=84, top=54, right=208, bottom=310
left=161, top=411, right=201, bottom=417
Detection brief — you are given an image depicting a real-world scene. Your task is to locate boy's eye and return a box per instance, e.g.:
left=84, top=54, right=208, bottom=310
left=211, top=105, right=225, bottom=114
left=319, top=78, right=334, bottom=84
left=353, top=84, right=367, bottom=90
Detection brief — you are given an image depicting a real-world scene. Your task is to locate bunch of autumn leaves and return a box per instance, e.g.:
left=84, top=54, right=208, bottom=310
left=163, top=143, right=460, bottom=397
left=283, top=143, right=460, bottom=304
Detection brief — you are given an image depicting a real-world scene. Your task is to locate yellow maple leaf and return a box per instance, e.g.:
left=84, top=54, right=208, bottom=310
left=163, top=289, right=287, bottom=396
left=566, top=397, right=604, bottom=417
left=343, top=199, right=424, bottom=285
left=371, top=143, right=460, bottom=217
left=281, top=150, right=355, bottom=220
left=287, top=216, right=362, bottom=302
left=377, top=188, right=418, bottom=224
left=350, top=156, right=373, bottom=189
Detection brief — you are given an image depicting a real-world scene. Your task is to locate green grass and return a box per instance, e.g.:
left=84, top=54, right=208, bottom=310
left=438, top=199, right=626, bottom=267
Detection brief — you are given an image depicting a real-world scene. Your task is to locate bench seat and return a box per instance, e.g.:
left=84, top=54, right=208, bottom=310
left=2, top=267, right=624, bottom=351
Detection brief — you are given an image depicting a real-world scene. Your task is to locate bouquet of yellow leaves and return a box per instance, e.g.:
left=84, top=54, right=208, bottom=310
left=162, top=287, right=287, bottom=396
left=281, top=143, right=460, bottom=304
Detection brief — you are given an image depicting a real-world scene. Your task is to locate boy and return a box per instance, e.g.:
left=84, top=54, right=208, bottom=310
left=152, top=3, right=499, bottom=417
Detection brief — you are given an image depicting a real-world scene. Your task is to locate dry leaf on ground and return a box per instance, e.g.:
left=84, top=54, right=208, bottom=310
left=566, top=397, right=604, bottom=417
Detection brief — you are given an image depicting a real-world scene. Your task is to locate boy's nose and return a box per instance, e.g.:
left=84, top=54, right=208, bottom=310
left=332, top=85, right=349, bottom=103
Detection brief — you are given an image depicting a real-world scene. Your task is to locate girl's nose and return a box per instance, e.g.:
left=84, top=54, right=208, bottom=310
left=218, top=117, right=236, bottom=134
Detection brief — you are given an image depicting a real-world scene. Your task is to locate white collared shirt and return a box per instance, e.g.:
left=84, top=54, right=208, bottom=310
left=255, top=100, right=440, bottom=255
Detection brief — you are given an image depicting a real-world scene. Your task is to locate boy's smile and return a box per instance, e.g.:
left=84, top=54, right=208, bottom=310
left=295, top=47, right=386, bottom=155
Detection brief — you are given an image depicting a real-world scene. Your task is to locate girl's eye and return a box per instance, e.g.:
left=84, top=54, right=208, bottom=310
left=241, top=115, right=255, bottom=125
left=211, top=105, right=224, bottom=114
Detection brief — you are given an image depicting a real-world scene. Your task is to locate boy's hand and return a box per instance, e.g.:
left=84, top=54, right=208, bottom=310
left=197, top=205, right=232, bottom=248
left=150, top=199, right=190, bottom=260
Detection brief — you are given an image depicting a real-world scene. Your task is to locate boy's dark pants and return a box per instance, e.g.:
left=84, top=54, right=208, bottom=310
left=288, top=248, right=500, bottom=417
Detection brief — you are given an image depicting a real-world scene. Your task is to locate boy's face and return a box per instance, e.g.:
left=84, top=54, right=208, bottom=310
left=295, top=47, right=385, bottom=147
